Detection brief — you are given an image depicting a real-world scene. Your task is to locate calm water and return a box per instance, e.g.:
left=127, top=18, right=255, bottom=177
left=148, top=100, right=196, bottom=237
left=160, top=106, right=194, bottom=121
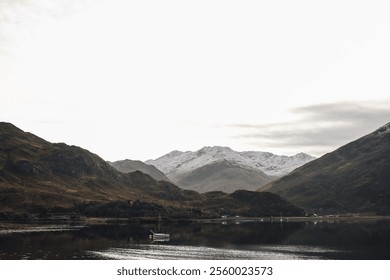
left=0, top=220, right=389, bottom=260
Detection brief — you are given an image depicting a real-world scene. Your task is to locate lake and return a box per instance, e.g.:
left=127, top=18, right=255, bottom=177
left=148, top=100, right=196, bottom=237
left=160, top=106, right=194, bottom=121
left=1, top=219, right=389, bottom=259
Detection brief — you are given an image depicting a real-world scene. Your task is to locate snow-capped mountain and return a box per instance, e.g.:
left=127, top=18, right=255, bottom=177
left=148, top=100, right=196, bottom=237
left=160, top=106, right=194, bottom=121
left=146, top=146, right=315, bottom=178
left=145, top=146, right=315, bottom=193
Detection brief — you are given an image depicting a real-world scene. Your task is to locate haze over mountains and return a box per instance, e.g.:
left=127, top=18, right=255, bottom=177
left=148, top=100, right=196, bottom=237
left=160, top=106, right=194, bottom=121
left=0, top=122, right=302, bottom=218
left=146, top=146, right=315, bottom=193
left=262, top=123, right=390, bottom=215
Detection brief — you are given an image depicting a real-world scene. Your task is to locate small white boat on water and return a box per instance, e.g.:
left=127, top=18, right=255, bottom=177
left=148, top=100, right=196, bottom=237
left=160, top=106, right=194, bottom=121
left=149, top=214, right=170, bottom=242
left=149, top=230, right=170, bottom=242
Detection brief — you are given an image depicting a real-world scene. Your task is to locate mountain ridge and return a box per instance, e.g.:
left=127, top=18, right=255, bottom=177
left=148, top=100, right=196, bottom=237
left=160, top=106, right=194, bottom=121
left=261, top=122, right=390, bottom=214
left=146, top=146, right=315, bottom=193
left=147, top=146, right=315, bottom=177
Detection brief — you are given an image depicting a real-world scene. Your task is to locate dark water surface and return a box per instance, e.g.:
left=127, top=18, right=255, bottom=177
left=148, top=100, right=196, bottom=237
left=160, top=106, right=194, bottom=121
left=1, top=220, right=389, bottom=259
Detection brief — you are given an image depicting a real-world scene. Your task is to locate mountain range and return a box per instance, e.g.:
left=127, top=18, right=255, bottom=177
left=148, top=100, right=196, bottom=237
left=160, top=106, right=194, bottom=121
left=0, top=122, right=303, bottom=218
left=146, top=146, right=315, bottom=193
left=2, top=121, right=389, bottom=217
left=262, top=123, right=390, bottom=215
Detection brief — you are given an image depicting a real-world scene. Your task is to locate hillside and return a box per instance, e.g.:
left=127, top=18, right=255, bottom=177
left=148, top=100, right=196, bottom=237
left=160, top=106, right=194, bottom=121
left=109, top=159, right=169, bottom=182
left=172, top=160, right=273, bottom=193
left=146, top=146, right=314, bottom=193
left=261, top=123, right=390, bottom=214
left=0, top=122, right=199, bottom=214
left=0, top=122, right=303, bottom=218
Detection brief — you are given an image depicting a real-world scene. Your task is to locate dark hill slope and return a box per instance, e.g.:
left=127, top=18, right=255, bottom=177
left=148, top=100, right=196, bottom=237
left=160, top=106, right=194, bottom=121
left=261, top=123, right=390, bottom=214
left=0, top=122, right=199, bottom=213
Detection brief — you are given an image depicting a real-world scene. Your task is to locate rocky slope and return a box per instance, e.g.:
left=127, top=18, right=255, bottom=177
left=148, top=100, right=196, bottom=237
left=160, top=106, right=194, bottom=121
left=261, top=123, right=390, bottom=215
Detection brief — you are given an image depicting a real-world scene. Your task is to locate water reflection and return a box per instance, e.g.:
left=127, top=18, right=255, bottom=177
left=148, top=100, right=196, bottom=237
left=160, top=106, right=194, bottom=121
left=0, top=220, right=389, bottom=259
left=88, top=244, right=340, bottom=260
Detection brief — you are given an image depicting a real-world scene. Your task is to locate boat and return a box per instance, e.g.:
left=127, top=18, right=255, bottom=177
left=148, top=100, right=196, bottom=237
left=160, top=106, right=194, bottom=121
left=149, top=214, right=170, bottom=242
left=149, top=230, right=170, bottom=242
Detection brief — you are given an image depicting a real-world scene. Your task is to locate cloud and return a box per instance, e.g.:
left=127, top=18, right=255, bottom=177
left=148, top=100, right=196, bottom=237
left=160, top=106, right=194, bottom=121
left=230, top=101, right=390, bottom=156
left=291, top=102, right=390, bottom=125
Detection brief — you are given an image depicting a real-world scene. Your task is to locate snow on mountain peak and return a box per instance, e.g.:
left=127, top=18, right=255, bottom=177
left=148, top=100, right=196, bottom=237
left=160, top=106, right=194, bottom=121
left=292, top=152, right=313, bottom=160
left=165, top=150, right=185, bottom=157
left=146, top=146, right=315, bottom=178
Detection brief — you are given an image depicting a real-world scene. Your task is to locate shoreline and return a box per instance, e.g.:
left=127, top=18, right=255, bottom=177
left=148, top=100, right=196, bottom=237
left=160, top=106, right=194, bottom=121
left=194, top=215, right=390, bottom=224
left=1, top=214, right=390, bottom=228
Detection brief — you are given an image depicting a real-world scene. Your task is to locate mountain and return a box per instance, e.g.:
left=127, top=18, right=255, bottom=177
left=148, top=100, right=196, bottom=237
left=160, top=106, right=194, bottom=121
left=261, top=123, right=390, bottom=215
left=146, top=146, right=314, bottom=193
left=0, top=122, right=188, bottom=214
left=0, top=122, right=303, bottom=218
left=170, top=159, right=274, bottom=193
left=109, top=159, right=170, bottom=182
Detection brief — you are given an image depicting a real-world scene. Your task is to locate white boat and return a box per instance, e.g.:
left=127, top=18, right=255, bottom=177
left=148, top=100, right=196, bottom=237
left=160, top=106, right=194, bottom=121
left=149, top=214, right=170, bottom=242
left=149, top=230, right=170, bottom=242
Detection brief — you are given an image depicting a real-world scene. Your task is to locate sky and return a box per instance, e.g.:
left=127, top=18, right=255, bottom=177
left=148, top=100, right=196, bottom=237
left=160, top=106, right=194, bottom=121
left=1, top=0, right=390, bottom=161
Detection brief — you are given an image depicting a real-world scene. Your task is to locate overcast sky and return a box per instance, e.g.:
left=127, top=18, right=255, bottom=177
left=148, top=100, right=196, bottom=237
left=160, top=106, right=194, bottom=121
left=1, top=0, right=390, bottom=161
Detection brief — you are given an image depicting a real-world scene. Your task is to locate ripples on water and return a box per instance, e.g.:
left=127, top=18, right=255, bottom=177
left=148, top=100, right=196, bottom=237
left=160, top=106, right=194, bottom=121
left=87, top=244, right=341, bottom=260
left=0, top=225, right=83, bottom=235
